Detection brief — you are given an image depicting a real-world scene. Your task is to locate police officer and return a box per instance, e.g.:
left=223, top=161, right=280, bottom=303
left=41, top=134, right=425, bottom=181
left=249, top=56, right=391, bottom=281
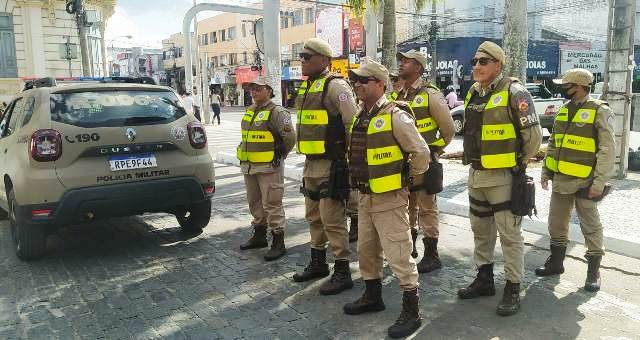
left=293, top=38, right=359, bottom=295
left=537, top=68, right=615, bottom=292
left=457, top=41, right=542, bottom=316
left=342, top=59, right=429, bottom=339
left=396, top=50, right=455, bottom=272
left=238, top=77, right=296, bottom=261
left=388, top=72, right=404, bottom=101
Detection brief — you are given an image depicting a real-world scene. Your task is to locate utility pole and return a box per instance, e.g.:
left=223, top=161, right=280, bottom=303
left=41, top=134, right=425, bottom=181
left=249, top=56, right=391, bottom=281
left=66, top=0, right=91, bottom=76
left=603, top=0, right=637, bottom=178
left=502, top=0, right=528, bottom=81
left=428, top=1, right=438, bottom=83
left=364, top=2, right=378, bottom=59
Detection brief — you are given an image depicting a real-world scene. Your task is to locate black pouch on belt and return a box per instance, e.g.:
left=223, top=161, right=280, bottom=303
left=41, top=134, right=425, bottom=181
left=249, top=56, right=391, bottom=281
left=511, top=167, right=537, bottom=217
left=424, top=154, right=444, bottom=194
left=328, top=159, right=349, bottom=200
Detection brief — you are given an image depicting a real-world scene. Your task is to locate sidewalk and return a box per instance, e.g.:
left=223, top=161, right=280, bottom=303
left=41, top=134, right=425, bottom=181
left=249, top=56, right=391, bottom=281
left=208, top=118, right=640, bottom=260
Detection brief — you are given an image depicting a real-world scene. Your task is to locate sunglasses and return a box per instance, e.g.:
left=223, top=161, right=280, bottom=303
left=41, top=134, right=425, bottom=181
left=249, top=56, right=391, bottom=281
left=299, top=53, right=317, bottom=61
left=470, top=57, right=497, bottom=66
left=349, top=75, right=378, bottom=85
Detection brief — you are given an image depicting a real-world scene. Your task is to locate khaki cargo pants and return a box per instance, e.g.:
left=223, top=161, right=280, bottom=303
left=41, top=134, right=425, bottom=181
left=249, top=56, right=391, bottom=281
left=408, top=191, right=440, bottom=238
left=347, top=189, right=359, bottom=218
left=548, top=191, right=604, bottom=256
left=244, top=167, right=286, bottom=233
left=304, top=177, right=350, bottom=260
left=358, top=194, right=419, bottom=291
left=468, top=182, right=524, bottom=283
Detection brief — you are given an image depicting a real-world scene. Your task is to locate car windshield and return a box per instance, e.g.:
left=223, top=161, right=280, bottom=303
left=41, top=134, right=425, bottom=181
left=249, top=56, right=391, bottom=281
left=50, top=90, right=187, bottom=127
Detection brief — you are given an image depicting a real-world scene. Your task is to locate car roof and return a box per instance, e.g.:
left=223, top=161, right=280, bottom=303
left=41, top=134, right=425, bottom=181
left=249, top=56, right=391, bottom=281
left=31, top=83, right=176, bottom=95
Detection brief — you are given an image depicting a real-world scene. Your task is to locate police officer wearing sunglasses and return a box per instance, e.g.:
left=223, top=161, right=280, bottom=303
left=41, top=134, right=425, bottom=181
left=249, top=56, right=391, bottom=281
left=292, top=38, right=360, bottom=297
left=342, top=59, right=429, bottom=338
left=458, top=41, right=542, bottom=316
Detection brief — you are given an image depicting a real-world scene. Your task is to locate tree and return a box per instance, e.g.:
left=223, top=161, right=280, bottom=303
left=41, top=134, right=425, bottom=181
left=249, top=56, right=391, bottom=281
left=347, top=0, right=437, bottom=71
left=503, top=0, right=527, bottom=81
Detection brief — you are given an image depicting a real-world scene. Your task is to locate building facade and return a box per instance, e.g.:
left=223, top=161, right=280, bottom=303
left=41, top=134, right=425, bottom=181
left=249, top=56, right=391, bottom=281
left=0, top=0, right=114, bottom=102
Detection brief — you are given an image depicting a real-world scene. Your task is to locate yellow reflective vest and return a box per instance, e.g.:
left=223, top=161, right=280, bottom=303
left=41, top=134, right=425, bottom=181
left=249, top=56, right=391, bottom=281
left=404, top=84, right=446, bottom=147
left=237, top=102, right=276, bottom=164
left=544, top=100, right=603, bottom=178
left=463, top=78, right=519, bottom=169
left=349, top=103, right=406, bottom=194
left=295, top=76, right=331, bottom=155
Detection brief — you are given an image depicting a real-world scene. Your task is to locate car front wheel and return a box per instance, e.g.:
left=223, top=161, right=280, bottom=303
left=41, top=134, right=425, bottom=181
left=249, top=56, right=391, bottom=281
left=175, top=199, right=212, bottom=232
left=8, top=189, right=47, bottom=260
left=453, top=115, right=464, bottom=135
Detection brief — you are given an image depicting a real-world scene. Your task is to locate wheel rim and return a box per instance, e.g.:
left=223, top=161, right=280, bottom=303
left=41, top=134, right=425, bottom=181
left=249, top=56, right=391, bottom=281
left=454, top=119, right=463, bottom=133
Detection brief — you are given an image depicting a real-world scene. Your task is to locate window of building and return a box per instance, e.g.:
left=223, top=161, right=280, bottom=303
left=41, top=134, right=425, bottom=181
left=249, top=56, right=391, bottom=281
left=229, top=53, right=237, bottom=65
left=243, top=51, right=248, bottom=65
left=203, top=33, right=208, bottom=45
left=219, top=54, right=226, bottom=66
left=293, top=10, right=303, bottom=26
left=292, top=43, right=303, bottom=60
left=242, top=23, right=246, bottom=37
left=280, top=11, right=289, bottom=29
left=228, top=27, right=236, bottom=41
left=209, top=32, right=215, bottom=44
left=212, top=56, right=218, bottom=68
left=305, top=8, right=314, bottom=24
left=220, top=30, right=226, bottom=42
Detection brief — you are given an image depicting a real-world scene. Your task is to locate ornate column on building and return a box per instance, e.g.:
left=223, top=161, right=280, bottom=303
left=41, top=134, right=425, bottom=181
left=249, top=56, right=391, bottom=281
left=17, top=0, right=47, bottom=77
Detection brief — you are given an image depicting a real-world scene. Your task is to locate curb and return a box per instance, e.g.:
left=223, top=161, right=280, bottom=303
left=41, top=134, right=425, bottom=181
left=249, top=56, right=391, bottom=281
left=216, top=151, right=640, bottom=260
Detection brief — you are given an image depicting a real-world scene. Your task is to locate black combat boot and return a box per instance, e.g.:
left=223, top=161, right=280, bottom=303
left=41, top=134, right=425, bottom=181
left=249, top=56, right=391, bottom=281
left=239, top=225, right=268, bottom=250
left=457, top=263, right=496, bottom=299
left=584, top=255, right=602, bottom=292
left=411, top=228, right=419, bottom=259
left=263, top=231, right=286, bottom=261
left=343, top=279, right=386, bottom=315
left=535, top=245, right=566, bottom=276
left=349, top=217, right=358, bottom=243
left=292, top=248, right=330, bottom=282
left=496, top=281, right=520, bottom=316
left=417, top=237, right=443, bottom=273
left=387, top=288, right=422, bottom=338
left=319, top=260, right=354, bottom=295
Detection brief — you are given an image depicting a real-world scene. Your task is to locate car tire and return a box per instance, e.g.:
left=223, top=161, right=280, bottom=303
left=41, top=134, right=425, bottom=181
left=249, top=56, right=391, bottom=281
left=8, top=189, right=47, bottom=260
left=453, top=115, right=464, bottom=135
left=175, top=199, right=211, bottom=232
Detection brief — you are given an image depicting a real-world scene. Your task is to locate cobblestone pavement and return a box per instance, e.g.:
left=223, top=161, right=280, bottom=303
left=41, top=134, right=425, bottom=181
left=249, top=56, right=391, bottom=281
left=2, top=164, right=640, bottom=339
left=207, top=112, right=640, bottom=244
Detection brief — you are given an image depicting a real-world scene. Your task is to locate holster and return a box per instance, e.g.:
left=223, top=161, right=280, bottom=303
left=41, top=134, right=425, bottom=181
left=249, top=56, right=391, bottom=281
left=328, top=159, right=349, bottom=200
left=510, top=167, right=537, bottom=217
left=424, top=151, right=444, bottom=194
left=299, top=180, right=331, bottom=201
left=575, top=183, right=612, bottom=202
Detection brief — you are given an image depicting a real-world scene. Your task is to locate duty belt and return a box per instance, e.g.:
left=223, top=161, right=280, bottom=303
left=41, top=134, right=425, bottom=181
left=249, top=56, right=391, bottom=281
left=468, top=196, right=511, bottom=218
left=300, top=182, right=331, bottom=201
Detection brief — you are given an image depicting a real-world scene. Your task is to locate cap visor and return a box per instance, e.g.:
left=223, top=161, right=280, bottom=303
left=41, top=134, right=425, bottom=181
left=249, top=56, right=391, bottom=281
left=552, top=79, right=564, bottom=85
left=349, top=68, right=371, bottom=78
left=396, top=51, right=409, bottom=59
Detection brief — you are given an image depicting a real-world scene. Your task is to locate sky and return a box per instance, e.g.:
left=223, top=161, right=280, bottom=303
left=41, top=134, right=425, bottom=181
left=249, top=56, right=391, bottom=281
left=105, top=0, right=250, bottom=49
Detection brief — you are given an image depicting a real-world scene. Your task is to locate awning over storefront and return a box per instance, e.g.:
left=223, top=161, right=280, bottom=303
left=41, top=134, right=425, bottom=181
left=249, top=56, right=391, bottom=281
left=235, top=66, right=265, bottom=84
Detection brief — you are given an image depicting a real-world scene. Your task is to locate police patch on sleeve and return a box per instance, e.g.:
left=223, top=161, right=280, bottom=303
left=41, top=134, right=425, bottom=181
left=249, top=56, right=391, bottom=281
left=518, top=99, right=529, bottom=112
left=400, top=113, right=414, bottom=124
left=338, top=92, right=349, bottom=102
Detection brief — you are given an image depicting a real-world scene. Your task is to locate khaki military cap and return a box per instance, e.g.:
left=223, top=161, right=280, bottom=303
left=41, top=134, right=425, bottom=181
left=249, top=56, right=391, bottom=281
left=553, top=68, right=594, bottom=87
left=476, top=41, right=505, bottom=65
left=349, top=59, right=389, bottom=83
left=248, top=76, right=271, bottom=88
left=396, top=50, right=427, bottom=69
left=302, top=38, right=333, bottom=57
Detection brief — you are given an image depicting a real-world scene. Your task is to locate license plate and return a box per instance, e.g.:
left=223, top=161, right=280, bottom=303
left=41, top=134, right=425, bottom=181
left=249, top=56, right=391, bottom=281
left=109, top=153, right=157, bottom=171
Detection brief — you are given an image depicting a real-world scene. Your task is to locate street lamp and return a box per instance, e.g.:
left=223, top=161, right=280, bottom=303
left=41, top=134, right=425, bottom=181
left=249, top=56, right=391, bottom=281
left=106, top=35, right=133, bottom=76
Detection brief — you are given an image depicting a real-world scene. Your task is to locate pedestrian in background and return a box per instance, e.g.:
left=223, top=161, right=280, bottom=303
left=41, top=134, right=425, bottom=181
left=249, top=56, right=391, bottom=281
left=388, top=72, right=404, bottom=100
left=396, top=50, right=455, bottom=273
left=192, top=87, right=202, bottom=122
left=343, top=60, right=428, bottom=338
left=445, top=85, right=463, bottom=109
left=458, top=41, right=542, bottom=316
left=210, top=89, right=222, bottom=125
left=181, top=91, right=194, bottom=116
left=537, top=68, right=615, bottom=292
left=237, top=77, right=296, bottom=261
left=292, top=38, right=359, bottom=296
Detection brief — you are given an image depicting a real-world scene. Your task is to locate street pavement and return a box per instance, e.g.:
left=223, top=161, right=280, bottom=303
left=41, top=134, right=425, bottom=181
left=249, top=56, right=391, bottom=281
left=1, top=109, right=640, bottom=339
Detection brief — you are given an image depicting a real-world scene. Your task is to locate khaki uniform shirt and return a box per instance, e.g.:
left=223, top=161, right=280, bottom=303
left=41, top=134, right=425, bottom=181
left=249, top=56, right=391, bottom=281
left=467, top=74, right=543, bottom=189
left=541, top=95, right=615, bottom=193
left=360, top=95, right=431, bottom=213
left=241, top=100, right=296, bottom=175
left=398, top=78, right=456, bottom=150
left=303, top=70, right=359, bottom=178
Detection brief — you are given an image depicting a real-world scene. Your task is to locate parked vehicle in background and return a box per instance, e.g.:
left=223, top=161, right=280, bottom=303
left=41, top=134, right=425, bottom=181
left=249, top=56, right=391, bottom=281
left=451, top=105, right=464, bottom=135
left=0, top=77, right=215, bottom=260
left=526, top=83, right=565, bottom=133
